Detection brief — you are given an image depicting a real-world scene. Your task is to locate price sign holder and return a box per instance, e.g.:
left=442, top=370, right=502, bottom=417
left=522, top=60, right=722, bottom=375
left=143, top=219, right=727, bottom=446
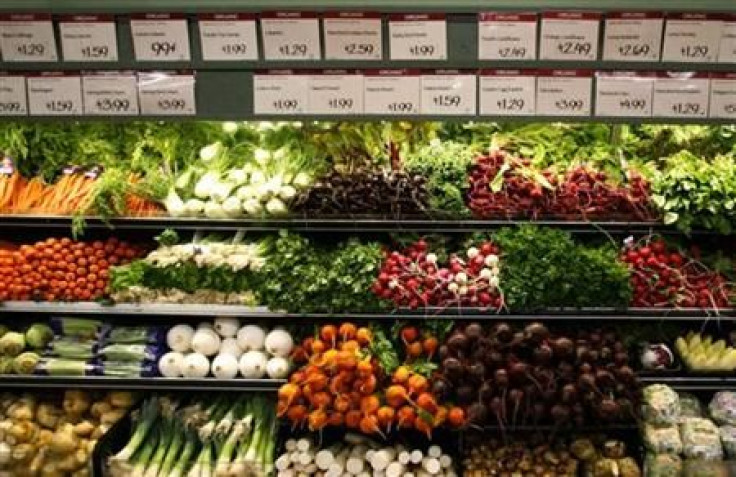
left=59, top=15, right=118, bottom=62
left=82, top=72, right=139, bottom=116
left=323, top=12, right=382, bottom=61
left=0, top=74, right=27, bottom=116
left=478, top=12, right=537, bottom=61
left=420, top=70, right=476, bottom=116
left=130, top=13, right=191, bottom=62
left=364, top=69, right=421, bottom=115
left=603, top=12, right=663, bottom=61
left=479, top=69, right=536, bottom=116
left=307, top=70, right=364, bottom=115
left=539, top=12, right=601, bottom=61
left=536, top=69, right=593, bottom=116
left=27, top=72, right=82, bottom=116
left=653, top=72, right=710, bottom=118
left=595, top=71, right=654, bottom=118
left=719, top=14, right=736, bottom=63
left=389, top=14, right=447, bottom=61
left=137, top=71, right=196, bottom=115
left=261, top=12, right=321, bottom=61
left=709, top=73, right=736, bottom=119
left=0, top=14, right=58, bottom=62
left=662, top=13, right=723, bottom=63
left=198, top=13, right=258, bottom=61
left=253, top=70, right=309, bottom=115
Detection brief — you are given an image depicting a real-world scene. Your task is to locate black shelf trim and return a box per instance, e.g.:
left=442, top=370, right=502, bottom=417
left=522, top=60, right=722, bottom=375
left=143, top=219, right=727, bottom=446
left=0, top=375, right=284, bottom=391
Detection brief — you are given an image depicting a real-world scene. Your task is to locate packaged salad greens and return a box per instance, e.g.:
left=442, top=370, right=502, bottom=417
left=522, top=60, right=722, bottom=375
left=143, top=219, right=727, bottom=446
left=680, top=417, right=723, bottom=461
left=642, top=384, right=681, bottom=425
left=643, top=423, right=683, bottom=454
left=719, top=425, right=736, bottom=458
left=644, top=453, right=682, bottom=477
left=710, top=391, right=736, bottom=425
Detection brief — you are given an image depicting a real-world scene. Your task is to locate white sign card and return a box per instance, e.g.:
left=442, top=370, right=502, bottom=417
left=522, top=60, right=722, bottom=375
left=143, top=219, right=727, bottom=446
left=323, top=12, right=383, bottom=60
left=389, top=14, right=447, bottom=61
left=719, top=16, right=736, bottom=63
left=478, top=12, right=537, bottom=60
left=364, top=70, right=421, bottom=115
left=27, top=73, right=82, bottom=116
left=662, top=13, right=722, bottom=63
left=82, top=73, right=139, bottom=115
left=479, top=70, right=536, bottom=116
left=539, top=12, right=601, bottom=61
left=0, top=75, right=27, bottom=116
left=0, top=14, right=58, bottom=62
left=595, top=72, right=654, bottom=117
left=198, top=13, right=258, bottom=61
left=307, top=70, right=364, bottom=114
left=420, top=71, right=476, bottom=115
left=130, top=13, right=191, bottom=61
left=138, top=72, right=196, bottom=115
left=709, top=73, right=736, bottom=119
left=603, top=12, right=663, bottom=61
left=253, top=70, right=309, bottom=115
left=261, top=12, right=321, bottom=61
left=59, top=15, right=118, bottom=62
left=536, top=70, right=593, bottom=116
left=653, top=72, right=710, bottom=118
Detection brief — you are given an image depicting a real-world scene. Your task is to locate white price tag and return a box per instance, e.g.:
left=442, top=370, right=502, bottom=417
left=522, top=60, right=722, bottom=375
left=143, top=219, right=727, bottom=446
left=389, top=14, right=447, bottom=61
left=261, top=12, right=321, bottom=61
left=479, top=70, right=536, bottom=116
left=323, top=12, right=382, bottom=60
left=478, top=12, right=537, bottom=60
left=536, top=70, right=592, bottom=116
left=540, top=12, right=600, bottom=61
left=83, top=73, right=139, bottom=115
left=0, top=75, right=27, bottom=116
left=603, top=12, right=663, bottom=61
left=138, top=72, right=196, bottom=115
left=59, top=15, right=118, bottom=62
left=595, top=72, right=654, bottom=117
left=0, top=14, right=58, bottom=62
left=709, top=74, right=736, bottom=119
left=307, top=71, right=364, bottom=114
left=198, top=14, right=258, bottom=61
left=253, top=71, right=309, bottom=115
left=653, top=73, right=710, bottom=118
left=27, top=74, right=82, bottom=115
left=719, top=17, right=736, bottom=63
left=364, top=70, right=421, bottom=115
left=130, top=13, right=191, bottom=61
left=662, top=14, right=722, bottom=63
left=420, top=71, right=476, bottom=115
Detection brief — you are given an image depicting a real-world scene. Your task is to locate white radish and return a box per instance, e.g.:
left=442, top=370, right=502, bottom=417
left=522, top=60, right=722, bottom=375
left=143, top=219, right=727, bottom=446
left=422, top=458, right=441, bottom=475
left=285, top=439, right=297, bottom=452
left=191, top=328, right=221, bottom=356
left=296, top=438, right=311, bottom=452
left=182, top=353, right=210, bottom=378
left=297, top=452, right=312, bottom=466
left=211, top=353, right=239, bottom=379
left=439, top=455, right=452, bottom=469
left=346, top=456, right=364, bottom=475
left=213, top=317, right=240, bottom=337
left=266, top=356, right=291, bottom=379
left=428, top=446, right=442, bottom=459
left=238, top=350, right=268, bottom=378
left=265, top=328, right=294, bottom=357
left=398, top=452, right=411, bottom=465
left=315, top=450, right=334, bottom=470
left=166, top=324, right=195, bottom=352
left=236, top=325, right=266, bottom=351
left=158, top=351, right=184, bottom=378
left=275, top=455, right=291, bottom=471
left=218, top=338, right=243, bottom=358
left=410, top=450, right=423, bottom=464
left=386, top=462, right=405, bottom=477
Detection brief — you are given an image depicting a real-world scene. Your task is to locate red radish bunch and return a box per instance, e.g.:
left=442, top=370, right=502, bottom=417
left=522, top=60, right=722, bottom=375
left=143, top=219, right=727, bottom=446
left=467, top=150, right=655, bottom=221
left=622, top=238, right=732, bottom=309
left=372, top=239, right=504, bottom=310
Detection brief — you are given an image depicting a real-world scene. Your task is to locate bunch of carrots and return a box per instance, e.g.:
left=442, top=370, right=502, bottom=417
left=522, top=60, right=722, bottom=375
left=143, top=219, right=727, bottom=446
left=0, top=236, right=145, bottom=302
left=278, top=322, right=466, bottom=439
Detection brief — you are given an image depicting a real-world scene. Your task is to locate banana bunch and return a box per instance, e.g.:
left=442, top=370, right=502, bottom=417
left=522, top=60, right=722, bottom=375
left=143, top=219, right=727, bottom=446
left=676, top=332, right=736, bottom=371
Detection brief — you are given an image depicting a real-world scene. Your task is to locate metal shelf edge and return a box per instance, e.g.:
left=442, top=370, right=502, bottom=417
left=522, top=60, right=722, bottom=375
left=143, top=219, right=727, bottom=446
left=0, top=376, right=284, bottom=391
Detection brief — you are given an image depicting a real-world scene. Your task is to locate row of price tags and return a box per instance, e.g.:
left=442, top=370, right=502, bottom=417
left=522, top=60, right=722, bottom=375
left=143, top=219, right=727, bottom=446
left=254, top=70, right=736, bottom=119
left=0, top=71, right=196, bottom=116
left=1, top=12, right=734, bottom=64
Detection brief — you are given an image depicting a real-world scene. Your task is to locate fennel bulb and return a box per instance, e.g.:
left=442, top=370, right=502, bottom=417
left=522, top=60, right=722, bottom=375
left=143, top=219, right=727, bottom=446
left=194, top=171, right=221, bottom=199
left=199, top=142, right=222, bottom=162
left=183, top=199, right=206, bottom=216
left=222, top=197, right=243, bottom=218
left=164, top=188, right=187, bottom=217
left=265, top=198, right=288, bottom=216
left=204, top=201, right=229, bottom=219
left=210, top=180, right=236, bottom=203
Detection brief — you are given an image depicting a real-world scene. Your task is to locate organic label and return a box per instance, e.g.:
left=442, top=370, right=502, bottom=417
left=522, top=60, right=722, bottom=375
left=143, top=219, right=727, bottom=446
left=27, top=74, right=82, bottom=115
left=130, top=14, right=191, bottom=61
left=536, top=70, right=592, bottom=116
left=198, top=14, right=258, bottom=61
left=539, top=12, right=600, bottom=61
left=138, top=72, right=196, bottom=115
left=253, top=71, right=309, bottom=115
left=662, top=14, right=722, bottom=63
left=709, top=74, right=736, bottom=119
left=420, top=72, right=476, bottom=115
left=364, top=70, right=421, bottom=115
left=389, top=14, right=447, bottom=61
left=653, top=73, right=710, bottom=118
left=478, top=13, right=537, bottom=60
left=0, top=75, right=27, bottom=116
left=0, top=14, right=58, bottom=62
left=59, top=15, right=118, bottom=62
left=479, top=71, right=535, bottom=116
left=261, top=13, right=321, bottom=61
left=324, top=13, right=382, bottom=60
left=83, top=74, right=139, bottom=115
left=595, top=73, right=654, bottom=117
left=308, top=72, right=364, bottom=114
left=603, top=12, right=663, bottom=61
